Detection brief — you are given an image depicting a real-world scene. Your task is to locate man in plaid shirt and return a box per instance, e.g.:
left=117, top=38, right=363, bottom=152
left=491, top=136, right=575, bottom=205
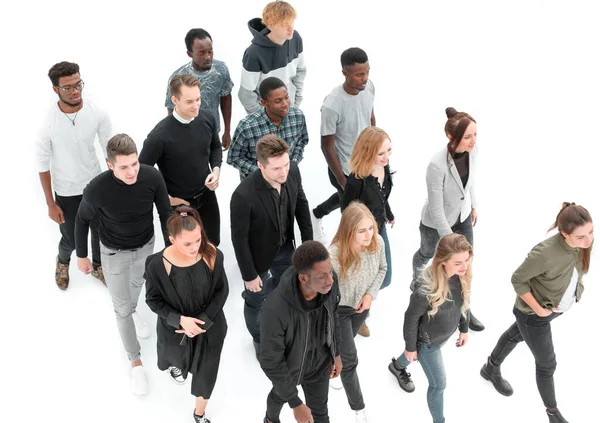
left=227, top=77, right=308, bottom=180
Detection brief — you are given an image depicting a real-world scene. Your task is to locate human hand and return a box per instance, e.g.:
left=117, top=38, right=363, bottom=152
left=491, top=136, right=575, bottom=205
left=77, top=257, right=93, bottom=274
left=456, top=332, right=468, bottom=347
left=329, top=355, right=343, bottom=378
left=471, top=208, right=478, bottom=226
left=336, top=175, right=347, bottom=189
left=205, top=168, right=220, bottom=191
left=356, top=294, right=372, bottom=313
left=388, top=219, right=395, bottom=228
left=404, top=349, right=418, bottom=362
left=221, top=132, right=231, bottom=151
left=245, top=276, right=263, bottom=293
left=535, top=308, right=553, bottom=317
left=48, top=202, right=65, bottom=224
left=292, top=403, right=313, bottom=423
left=176, top=316, right=206, bottom=338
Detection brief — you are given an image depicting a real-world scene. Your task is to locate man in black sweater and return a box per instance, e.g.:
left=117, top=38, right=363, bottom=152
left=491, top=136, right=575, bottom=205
left=75, top=134, right=172, bottom=396
left=260, top=241, right=342, bottom=423
left=139, top=74, right=223, bottom=246
left=230, top=134, right=312, bottom=358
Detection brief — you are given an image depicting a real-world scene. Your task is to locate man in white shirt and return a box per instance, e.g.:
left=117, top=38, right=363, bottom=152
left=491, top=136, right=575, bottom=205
left=36, top=61, right=113, bottom=290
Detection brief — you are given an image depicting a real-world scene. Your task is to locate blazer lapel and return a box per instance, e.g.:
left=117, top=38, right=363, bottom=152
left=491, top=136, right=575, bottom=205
left=255, top=176, right=279, bottom=230
left=464, top=152, right=474, bottom=192
left=448, top=159, right=466, bottom=195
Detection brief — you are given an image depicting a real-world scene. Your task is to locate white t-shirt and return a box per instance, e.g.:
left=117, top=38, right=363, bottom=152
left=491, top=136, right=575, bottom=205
left=556, top=268, right=579, bottom=313
left=35, top=100, right=112, bottom=196
left=320, top=80, right=375, bottom=175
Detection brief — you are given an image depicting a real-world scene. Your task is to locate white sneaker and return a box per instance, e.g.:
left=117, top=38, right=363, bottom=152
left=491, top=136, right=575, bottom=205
left=311, top=210, right=327, bottom=244
left=168, top=366, right=187, bottom=384
left=355, top=408, right=369, bottom=423
left=131, top=365, right=148, bottom=395
left=132, top=311, right=151, bottom=339
left=329, top=376, right=343, bottom=390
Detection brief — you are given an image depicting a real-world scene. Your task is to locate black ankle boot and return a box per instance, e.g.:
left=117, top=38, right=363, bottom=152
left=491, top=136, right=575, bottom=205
left=469, top=312, right=485, bottom=331
left=547, top=408, right=569, bottom=423
left=480, top=356, right=513, bottom=396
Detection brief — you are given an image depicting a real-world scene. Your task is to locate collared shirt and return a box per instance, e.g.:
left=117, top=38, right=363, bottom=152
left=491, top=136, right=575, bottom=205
left=227, top=107, right=308, bottom=180
left=173, top=110, right=194, bottom=124
left=35, top=99, right=113, bottom=197
left=165, top=59, right=234, bottom=132
left=263, top=176, right=290, bottom=246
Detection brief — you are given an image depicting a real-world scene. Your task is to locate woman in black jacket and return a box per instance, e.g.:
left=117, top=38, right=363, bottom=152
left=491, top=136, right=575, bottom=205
left=388, top=233, right=471, bottom=423
left=145, top=206, right=229, bottom=423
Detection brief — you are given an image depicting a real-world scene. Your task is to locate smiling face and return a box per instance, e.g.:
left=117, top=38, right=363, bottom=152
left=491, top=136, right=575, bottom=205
left=53, top=73, right=83, bottom=107
left=172, top=84, right=201, bottom=120
left=261, top=86, right=290, bottom=120
left=374, top=137, right=392, bottom=167
left=454, top=122, right=477, bottom=153
left=563, top=222, right=594, bottom=249
left=170, top=225, right=202, bottom=258
left=443, top=251, right=471, bottom=277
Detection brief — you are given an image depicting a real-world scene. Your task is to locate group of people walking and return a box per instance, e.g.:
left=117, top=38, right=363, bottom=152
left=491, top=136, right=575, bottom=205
left=36, top=1, right=593, bottom=422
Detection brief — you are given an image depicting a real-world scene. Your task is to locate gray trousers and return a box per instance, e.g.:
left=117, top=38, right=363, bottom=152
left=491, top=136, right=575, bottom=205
left=100, top=236, right=155, bottom=362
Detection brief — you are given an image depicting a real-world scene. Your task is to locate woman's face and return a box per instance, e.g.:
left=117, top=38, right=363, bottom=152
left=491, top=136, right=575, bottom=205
left=563, top=222, right=594, bottom=249
left=453, top=122, right=477, bottom=153
left=374, top=137, right=392, bottom=167
left=354, top=217, right=375, bottom=248
left=169, top=225, right=202, bottom=258
left=443, top=251, right=471, bottom=277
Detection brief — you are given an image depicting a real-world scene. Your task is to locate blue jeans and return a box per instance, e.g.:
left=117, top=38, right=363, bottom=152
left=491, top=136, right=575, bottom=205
left=380, top=225, right=392, bottom=289
left=396, top=343, right=447, bottom=423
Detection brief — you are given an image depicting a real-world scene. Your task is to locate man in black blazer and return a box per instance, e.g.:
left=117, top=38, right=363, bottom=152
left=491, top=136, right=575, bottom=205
left=231, top=134, right=312, bottom=357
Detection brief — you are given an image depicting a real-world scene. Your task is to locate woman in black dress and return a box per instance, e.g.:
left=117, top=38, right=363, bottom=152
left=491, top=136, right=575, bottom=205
left=145, top=206, right=229, bottom=423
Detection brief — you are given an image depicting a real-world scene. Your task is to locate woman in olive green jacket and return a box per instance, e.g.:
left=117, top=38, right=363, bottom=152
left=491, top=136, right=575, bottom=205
left=480, top=202, right=593, bottom=423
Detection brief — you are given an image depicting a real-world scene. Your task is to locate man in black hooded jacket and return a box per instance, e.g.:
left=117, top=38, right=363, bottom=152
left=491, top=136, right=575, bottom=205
left=259, top=241, right=342, bottom=423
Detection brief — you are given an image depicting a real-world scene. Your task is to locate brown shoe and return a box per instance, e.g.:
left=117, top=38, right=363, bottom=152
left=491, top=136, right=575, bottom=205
left=358, top=322, right=370, bottom=337
left=91, top=266, right=106, bottom=287
left=55, top=258, right=70, bottom=290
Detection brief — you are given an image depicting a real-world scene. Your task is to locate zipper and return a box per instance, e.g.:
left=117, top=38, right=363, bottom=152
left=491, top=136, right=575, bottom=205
left=297, top=313, right=310, bottom=385
left=326, top=304, right=336, bottom=361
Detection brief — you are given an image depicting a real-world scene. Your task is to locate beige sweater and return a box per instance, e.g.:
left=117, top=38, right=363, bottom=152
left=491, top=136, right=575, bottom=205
left=329, top=234, right=387, bottom=309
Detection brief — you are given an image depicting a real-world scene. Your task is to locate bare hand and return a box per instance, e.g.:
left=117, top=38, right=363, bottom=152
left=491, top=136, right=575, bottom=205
left=536, top=308, right=553, bottom=317
left=329, top=355, right=343, bottom=378
left=170, top=197, right=190, bottom=207
left=388, top=219, right=395, bottom=228
left=176, top=316, right=206, bottom=338
left=456, top=332, right=468, bottom=347
left=205, top=168, right=220, bottom=191
left=355, top=294, right=372, bottom=313
left=404, top=349, right=418, bottom=362
left=292, top=403, right=313, bottom=423
left=48, top=202, right=65, bottom=224
left=471, top=208, right=478, bottom=226
left=77, top=257, right=93, bottom=274
left=336, top=175, right=347, bottom=190
left=221, top=132, right=231, bottom=151
left=245, top=276, right=263, bottom=293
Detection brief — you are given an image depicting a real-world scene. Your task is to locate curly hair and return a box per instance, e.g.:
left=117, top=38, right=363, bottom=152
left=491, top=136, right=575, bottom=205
left=48, top=61, right=80, bottom=86
left=262, top=1, right=296, bottom=27
left=292, top=241, right=329, bottom=275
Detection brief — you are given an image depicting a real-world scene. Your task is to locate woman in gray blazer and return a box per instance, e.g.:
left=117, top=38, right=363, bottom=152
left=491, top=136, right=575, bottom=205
left=412, top=107, right=484, bottom=332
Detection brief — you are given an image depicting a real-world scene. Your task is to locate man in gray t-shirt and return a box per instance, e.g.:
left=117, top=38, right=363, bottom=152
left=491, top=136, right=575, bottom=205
left=311, top=48, right=375, bottom=242
left=165, top=28, right=234, bottom=148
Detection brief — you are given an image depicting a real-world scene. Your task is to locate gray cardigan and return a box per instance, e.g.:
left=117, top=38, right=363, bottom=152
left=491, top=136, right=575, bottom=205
left=421, top=146, right=478, bottom=236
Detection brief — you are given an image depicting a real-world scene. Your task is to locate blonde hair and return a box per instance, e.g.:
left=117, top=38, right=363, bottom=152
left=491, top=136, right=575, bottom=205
left=349, top=127, right=391, bottom=179
left=418, top=233, right=472, bottom=319
left=262, top=1, right=296, bottom=27
left=330, top=202, right=379, bottom=281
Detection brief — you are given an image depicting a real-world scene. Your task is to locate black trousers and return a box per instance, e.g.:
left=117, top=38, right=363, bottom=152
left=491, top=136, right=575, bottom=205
left=313, top=169, right=346, bottom=219
left=266, top=354, right=331, bottom=423
left=338, top=306, right=368, bottom=411
left=55, top=193, right=100, bottom=268
left=490, top=307, right=561, bottom=409
left=180, top=188, right=221, bottom=246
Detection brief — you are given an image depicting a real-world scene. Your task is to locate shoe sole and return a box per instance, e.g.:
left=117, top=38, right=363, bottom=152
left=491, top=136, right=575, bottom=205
left=329, top=382, right=344, bottom=390
left=168, top=374, right=187, bottom=385
left=388, top=364, right=415, bottom=393
left=480, top=368, right=513, bottom=396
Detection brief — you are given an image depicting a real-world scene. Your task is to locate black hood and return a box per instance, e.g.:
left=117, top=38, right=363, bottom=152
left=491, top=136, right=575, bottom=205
left=247, top=17, right=280, bottom=48
left=276, top=267, right=332, bottom=312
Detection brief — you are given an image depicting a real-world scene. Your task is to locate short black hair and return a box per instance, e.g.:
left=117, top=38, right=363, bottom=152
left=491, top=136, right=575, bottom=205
left=292, top=241, right=330, bottom=275
left=341, top=47, right=368, bottom=69
left=259, top=77, right=287, bottom=100
left=185, top=28, right=213, bottom=52
left=48, top=61, right=80, bottom=86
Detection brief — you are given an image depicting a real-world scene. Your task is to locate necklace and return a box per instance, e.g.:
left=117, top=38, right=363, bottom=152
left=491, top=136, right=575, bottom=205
left=63, top=110, right=79, bottom=126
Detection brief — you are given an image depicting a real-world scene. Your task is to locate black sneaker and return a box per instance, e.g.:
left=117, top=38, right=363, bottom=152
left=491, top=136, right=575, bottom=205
left=193, top=411, right=211, bottom=423
left=168, top=366, right=187, bottom=384
left=388, top=358, right=415, bottom=392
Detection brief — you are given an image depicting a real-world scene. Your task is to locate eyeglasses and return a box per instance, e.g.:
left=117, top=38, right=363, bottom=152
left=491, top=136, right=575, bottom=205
left=56, top=80, right=85, bottom=93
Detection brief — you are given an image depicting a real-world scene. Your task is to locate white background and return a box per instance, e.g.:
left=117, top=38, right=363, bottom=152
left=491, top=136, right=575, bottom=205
left=1, top=0, right=599, bottom=422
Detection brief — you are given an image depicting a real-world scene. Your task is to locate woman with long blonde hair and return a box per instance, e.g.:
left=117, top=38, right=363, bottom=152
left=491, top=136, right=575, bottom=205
left=329, top=202, right=386, bottom=423
left=343, top=126, right=394, bottom=295
left=388, top=233, right=472, bottom=423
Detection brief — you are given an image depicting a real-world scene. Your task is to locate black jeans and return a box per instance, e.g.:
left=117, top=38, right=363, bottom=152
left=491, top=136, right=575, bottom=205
left=55, top=193, right=100, bottom=268
left=243, top=239, right=294, bottom=343
left=411, top=215, right=473, bottom=290
left=338, top=306, right=368, bottom=411
left=313, top=169, right=346, bottom=219
left=180, top=188, right=220, bottom=246
left=266, top=355, right=331, bottom=423
left=490, top=307, right=561, bottom=409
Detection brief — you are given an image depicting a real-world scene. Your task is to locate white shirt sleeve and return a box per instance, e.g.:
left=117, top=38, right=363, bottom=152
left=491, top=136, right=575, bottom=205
left=35, top=118, right=53, bottom=173
left=96, top=108, right=113, bottom=157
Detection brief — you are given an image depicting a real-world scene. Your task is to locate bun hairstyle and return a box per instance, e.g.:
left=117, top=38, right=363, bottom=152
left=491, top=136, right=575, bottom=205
left=167, top=206, right=217, bottom=270
left=549, top=202, right=593, bottom=273
left=444, top=107, right=476, bottom=158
